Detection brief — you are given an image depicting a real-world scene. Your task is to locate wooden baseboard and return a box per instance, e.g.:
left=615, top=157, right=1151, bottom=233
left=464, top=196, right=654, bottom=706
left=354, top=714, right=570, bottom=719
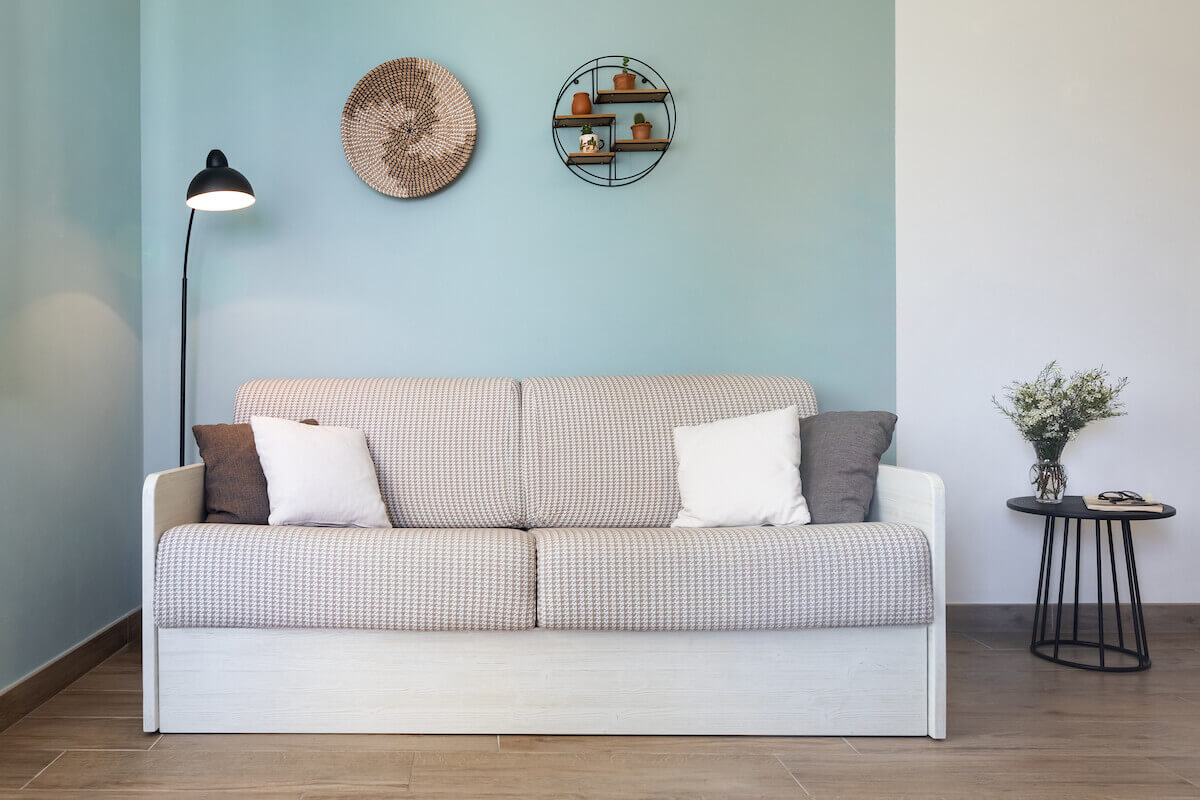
left=0, top=608, right=140, bottom=733
left=948, top=603, right=1200, bottom=633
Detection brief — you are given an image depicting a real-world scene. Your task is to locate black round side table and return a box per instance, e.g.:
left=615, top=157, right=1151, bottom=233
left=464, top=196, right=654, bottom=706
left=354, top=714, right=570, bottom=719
left=1008, top=495, right=1175, bottom=672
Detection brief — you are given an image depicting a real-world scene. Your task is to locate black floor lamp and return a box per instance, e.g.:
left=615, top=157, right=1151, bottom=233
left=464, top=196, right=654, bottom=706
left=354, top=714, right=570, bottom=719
left=180, top=149, right=255, bottom=466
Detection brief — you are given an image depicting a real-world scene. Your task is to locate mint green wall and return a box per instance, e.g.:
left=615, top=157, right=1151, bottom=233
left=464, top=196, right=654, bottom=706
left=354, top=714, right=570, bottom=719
left=141, top=0, right=895, bottom=472
left=0, top=0, right=141, bottom=688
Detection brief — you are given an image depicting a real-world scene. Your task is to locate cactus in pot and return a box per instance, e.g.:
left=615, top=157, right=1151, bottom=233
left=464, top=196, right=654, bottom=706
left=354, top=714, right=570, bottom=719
left=630, top=111, right=652, bottom=140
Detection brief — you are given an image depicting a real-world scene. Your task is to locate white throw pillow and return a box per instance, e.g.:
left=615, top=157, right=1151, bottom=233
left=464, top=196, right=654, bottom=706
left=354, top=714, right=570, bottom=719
left=671, top=405, right=811, bottom=528
left=250, top=416, right=391, bottom=528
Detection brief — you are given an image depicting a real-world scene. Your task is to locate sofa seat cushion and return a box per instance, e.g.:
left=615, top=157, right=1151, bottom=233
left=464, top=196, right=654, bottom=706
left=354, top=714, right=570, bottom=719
left=155, top=524, right=536, bottom=631
left=533, top=523, right=933, bottom=631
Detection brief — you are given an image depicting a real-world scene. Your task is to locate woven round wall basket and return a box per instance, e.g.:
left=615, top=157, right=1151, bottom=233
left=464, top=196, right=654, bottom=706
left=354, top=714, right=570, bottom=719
left=341, top=58, right=476, bottom=198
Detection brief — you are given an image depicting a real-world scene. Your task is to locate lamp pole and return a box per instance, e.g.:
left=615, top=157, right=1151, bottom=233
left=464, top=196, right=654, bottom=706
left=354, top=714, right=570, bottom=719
left=179, top=209, right=195, bottom=467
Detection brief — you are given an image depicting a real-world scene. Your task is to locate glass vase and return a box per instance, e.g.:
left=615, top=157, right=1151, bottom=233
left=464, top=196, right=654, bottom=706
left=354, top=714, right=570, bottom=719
left=1029, top=440, right=1068, bottom=504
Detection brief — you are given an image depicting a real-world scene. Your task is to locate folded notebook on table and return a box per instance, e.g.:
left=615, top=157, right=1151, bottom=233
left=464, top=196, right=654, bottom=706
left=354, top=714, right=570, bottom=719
left=1083, top=494, right=1164, bottom=513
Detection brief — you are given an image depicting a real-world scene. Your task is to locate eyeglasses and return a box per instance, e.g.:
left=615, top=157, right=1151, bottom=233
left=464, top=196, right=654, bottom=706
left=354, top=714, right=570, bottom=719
left=1098, top=490, right=1146, bottom=504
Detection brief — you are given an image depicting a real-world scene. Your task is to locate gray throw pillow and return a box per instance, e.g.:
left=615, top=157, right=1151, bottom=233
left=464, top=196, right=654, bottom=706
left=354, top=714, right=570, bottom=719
left=798, top=411, right=898, bottom=524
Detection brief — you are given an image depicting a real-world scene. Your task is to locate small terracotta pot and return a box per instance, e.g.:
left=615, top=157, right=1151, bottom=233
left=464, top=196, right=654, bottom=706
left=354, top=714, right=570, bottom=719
left=571, top=92, right=592, bottom=115
left=630, top=122, right=653, bottom=140
left=613, top=72, right=636, bottom=91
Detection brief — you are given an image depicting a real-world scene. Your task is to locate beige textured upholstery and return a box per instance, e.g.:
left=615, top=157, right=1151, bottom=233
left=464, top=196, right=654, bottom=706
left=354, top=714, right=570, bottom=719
left=149, top=376, right=937, bottom=635
left=234, top=378, right=522, bottom=528
left=534, top=523, right=933, bottom=631
left=521, top=375, right=819, bottom=528
left=155, top=524, right=536, bottom=630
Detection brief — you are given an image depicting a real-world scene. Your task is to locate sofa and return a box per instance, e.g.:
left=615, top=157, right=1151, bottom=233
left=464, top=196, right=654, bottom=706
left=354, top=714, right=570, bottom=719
left=143, top=375, right=945, bottom=737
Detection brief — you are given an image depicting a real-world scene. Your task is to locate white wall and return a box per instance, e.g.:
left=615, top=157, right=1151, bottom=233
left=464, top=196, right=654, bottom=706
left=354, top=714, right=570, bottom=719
left=897, top=0, right=1200, bottom=603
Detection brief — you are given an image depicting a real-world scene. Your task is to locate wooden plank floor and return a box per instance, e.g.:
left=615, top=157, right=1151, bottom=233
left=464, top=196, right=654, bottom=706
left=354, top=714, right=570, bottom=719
left=0, top=625, right=1197, bottom=798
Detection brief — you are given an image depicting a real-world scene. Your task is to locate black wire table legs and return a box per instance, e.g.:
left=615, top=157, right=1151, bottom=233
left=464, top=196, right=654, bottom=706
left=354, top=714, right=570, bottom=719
left=1030, top=516, right=1151, bottom=671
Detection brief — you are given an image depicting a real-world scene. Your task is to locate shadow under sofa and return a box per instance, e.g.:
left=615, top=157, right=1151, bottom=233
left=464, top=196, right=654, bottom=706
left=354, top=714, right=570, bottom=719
left=143, top=375, right=946, bottom=737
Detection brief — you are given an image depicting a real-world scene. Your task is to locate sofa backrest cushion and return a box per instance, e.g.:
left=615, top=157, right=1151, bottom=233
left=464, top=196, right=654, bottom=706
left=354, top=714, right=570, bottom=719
left=234, top=378, right=522, bottom=528
left=520, top=375, right=818, bottom=528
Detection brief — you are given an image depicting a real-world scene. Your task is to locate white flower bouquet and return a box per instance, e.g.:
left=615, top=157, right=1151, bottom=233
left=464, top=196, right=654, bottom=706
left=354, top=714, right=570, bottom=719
left=994, top=362, right=1128, bottom=502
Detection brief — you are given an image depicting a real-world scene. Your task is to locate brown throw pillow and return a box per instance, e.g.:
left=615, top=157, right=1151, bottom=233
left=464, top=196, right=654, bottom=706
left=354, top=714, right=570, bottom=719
left=192, top=419, right=317, bottom=524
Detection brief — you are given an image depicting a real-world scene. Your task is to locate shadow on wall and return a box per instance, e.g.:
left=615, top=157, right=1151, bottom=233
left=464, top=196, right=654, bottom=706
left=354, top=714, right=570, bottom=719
left=0, top=215, right=139, bottom=399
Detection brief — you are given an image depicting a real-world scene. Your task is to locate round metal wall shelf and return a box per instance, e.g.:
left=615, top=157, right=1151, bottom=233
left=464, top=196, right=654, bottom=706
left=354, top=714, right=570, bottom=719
left=552, top=56, right=675, bottom=187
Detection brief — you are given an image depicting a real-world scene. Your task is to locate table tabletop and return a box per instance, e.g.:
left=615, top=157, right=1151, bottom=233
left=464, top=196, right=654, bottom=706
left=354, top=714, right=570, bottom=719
left=1007, top=495, right=1176, bottom=521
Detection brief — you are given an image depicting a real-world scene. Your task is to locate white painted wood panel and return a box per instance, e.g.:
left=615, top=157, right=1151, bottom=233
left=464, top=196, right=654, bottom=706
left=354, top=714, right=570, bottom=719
left=158, top=627, right=929, bottom=735
left=870, top=464, right=946, bottom=738
left=141, top=463, right=205, bottom=732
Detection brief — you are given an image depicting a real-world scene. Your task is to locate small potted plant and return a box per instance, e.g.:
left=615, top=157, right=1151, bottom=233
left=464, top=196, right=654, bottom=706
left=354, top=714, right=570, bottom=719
left=613, top=57, right=635, bottom=91
left=578, top=123, right=604, bottom=153
left=630, top=112, right=652, bottom=140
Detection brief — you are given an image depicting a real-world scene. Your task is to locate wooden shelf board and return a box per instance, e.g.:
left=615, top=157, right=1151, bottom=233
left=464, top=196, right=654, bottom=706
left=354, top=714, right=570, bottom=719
left=566, top=152, right=615, bottom=165
left=611, top=139, right=671, bottom=152
left=594, top=89, right=670, bottom=104
left=553, top=113, right=616, bottom=128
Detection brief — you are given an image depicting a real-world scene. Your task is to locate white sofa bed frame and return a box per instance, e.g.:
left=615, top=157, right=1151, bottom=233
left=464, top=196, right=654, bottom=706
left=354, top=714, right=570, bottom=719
left=143, top=462, right=945, bottom=738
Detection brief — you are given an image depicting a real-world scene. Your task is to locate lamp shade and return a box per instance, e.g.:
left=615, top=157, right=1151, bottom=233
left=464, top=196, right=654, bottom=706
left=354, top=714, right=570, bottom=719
left=186, top=149, right=255, bottom=211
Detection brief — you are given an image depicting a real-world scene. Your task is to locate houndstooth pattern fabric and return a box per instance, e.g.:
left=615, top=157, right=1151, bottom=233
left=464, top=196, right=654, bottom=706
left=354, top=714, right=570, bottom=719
left=155, top=524, right=536, bottom=630
left=234, top=378, right=521, bottom=528
left=521, top=375, right=819, bottom=528
left=533, top=522, right=932, bottom=631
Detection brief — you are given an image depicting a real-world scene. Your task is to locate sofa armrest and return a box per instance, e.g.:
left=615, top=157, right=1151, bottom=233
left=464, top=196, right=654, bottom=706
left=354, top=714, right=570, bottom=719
left=142, top=463, right=205, bottom=731
left=868, top=464, right=946, bottom=739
